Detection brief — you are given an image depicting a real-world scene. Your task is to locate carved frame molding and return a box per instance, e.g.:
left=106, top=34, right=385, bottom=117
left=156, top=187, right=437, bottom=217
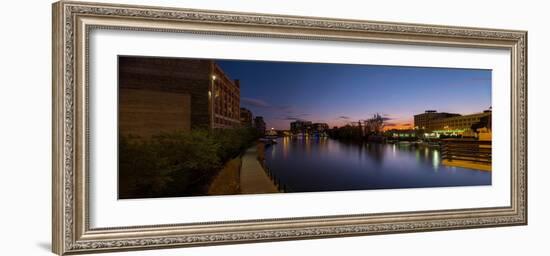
left=52, top=1, right=527, bottom=255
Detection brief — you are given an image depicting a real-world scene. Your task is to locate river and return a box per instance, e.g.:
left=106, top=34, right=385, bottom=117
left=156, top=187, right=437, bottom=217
left=263, top=137, right=491, bottom=193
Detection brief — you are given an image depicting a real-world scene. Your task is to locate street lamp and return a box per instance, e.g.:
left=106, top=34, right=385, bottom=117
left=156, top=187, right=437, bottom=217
left=210, top=74, right=217, bottom=128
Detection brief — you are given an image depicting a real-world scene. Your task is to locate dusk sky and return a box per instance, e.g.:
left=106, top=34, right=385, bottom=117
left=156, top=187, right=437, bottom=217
left=217, top=60, right=492, bottom=130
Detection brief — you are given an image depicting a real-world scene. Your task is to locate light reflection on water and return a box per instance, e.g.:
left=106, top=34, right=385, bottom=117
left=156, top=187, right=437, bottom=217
left=432, top=150, right=440, bottom=171
left=264, top=137, right=491, bottom=193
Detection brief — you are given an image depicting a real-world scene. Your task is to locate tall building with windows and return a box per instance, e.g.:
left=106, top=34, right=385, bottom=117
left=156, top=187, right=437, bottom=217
left=290, top=120, right=312, bottom=134
left=254, top=116, right=266, bottom=135
left=290, top=121, right=328, bottom=135
left=118, top=56, right=240, bottom=138
left=212, top=64, right=241, bottom=129
left=240, top=107, right=253, bottom=127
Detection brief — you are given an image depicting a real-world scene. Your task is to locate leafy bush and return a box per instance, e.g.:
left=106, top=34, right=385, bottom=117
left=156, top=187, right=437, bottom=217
left=118, top=128, right=259, bottom=199
left=211, top=128, right=259, bottom=161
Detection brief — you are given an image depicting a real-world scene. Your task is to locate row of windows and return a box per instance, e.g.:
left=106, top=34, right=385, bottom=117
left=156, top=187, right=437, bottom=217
left=213, top=80, right=240, bottom=120
left=417, top=115, right=488, bottom=124
left=215, top=104, right=239, bottom=119
left=432, top=119, right=480, bottom=125
left=215, top=117, right=240, bottom=127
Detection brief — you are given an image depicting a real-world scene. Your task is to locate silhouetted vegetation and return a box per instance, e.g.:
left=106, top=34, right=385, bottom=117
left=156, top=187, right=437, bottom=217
left=328, top=125, right=364, bottom=141
left=119, top=128, right=260, bottom=199
left=328, top=114, right=387, bottom=142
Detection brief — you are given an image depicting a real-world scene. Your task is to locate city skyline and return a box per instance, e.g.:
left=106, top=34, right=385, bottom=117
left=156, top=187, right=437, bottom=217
left=217, top=59, right=491, bottom=130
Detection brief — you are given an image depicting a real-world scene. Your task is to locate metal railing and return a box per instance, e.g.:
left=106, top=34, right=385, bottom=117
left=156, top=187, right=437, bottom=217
left=262, top=163, right=292, bottom=193
left=258, top=142, right=292, bottom=192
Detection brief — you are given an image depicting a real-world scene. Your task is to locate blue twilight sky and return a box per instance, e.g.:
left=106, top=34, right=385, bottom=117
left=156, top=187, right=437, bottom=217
left=217, top=60, right=492, bottom=130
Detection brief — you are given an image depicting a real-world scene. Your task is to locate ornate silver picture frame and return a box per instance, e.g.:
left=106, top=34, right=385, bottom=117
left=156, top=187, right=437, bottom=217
left=52, top=1, right=527, bottom=255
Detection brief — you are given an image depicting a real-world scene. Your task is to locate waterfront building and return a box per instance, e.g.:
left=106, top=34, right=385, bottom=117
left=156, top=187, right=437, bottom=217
left=212, top=64, right=241, bottom=129
left=311, top=123, right=329, bottom=137
left=312, top=123, right=329, bottom=133
left=254, top=116, right=266, bottom=135
left=118, top=56, right=240, bottom=137
left=414, top=109, right=492, bottom=137
left=429, top=110, right=491, bottom=132
left=385, top=129, right=418, bottom=140
left=289, top=121, right=328, bottom=136
left=240, top=107, right=253, bottom=127
left=290, top=120, right=312, bottom=135
left=414, top=110, right=460, bottom=131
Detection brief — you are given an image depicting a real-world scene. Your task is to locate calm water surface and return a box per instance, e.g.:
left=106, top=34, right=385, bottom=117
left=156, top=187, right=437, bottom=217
left=263, top=137, right=491, bottom=192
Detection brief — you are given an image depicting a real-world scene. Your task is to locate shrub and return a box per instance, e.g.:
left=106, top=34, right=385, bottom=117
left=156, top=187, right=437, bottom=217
left=118, top=128, right=259, bottom=198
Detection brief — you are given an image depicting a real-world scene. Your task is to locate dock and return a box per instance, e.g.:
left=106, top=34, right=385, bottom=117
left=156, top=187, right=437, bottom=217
left=441, top=139, right=492, bottom=171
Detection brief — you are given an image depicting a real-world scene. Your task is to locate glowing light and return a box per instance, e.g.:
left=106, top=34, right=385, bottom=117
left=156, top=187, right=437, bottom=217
left=212, top=75, right=217, bottom=80
left=432, top=129, right=466, bottom=134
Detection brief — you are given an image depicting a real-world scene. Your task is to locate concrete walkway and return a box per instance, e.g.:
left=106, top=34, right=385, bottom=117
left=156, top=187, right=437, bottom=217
left=240, top=145, right=279, bottom=194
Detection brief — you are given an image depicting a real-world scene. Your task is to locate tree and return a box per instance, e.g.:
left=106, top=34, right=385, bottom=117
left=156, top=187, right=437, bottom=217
left=366, top=113, right=385, bottom=135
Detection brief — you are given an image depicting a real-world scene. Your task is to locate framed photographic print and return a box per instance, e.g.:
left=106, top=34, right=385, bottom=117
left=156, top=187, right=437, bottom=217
left=52, top=1, right=527, bottom=255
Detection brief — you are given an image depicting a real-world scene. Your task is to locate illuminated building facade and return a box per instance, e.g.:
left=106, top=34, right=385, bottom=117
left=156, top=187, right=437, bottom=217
left=428, top=111, right=492, bottom=132
left=290, top=120, right=312, bottom=134
left=414, top=110, right=460, bottom=131
left=414, top=110, right=492, bottom=135
left=290, top=121, right=328, bottom=136
left=212, top=63, right=241, bottom=129
left=385, top=129, right=418, bottom=140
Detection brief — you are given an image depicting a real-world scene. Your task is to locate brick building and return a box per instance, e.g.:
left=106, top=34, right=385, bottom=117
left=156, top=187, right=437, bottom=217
left=212, top=63, right=241, bottom=129
left=118, top=56, right=240, bottom=138
left=240, top=107, right=253, bottom=127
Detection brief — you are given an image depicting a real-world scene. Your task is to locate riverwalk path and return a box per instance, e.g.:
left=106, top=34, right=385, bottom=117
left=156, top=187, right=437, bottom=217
left=240, top=145, right=279, bottom=194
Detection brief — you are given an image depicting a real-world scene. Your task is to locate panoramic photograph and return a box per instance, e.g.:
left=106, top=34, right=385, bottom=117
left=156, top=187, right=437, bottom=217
left=118, top=56, right=492, bottom=199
